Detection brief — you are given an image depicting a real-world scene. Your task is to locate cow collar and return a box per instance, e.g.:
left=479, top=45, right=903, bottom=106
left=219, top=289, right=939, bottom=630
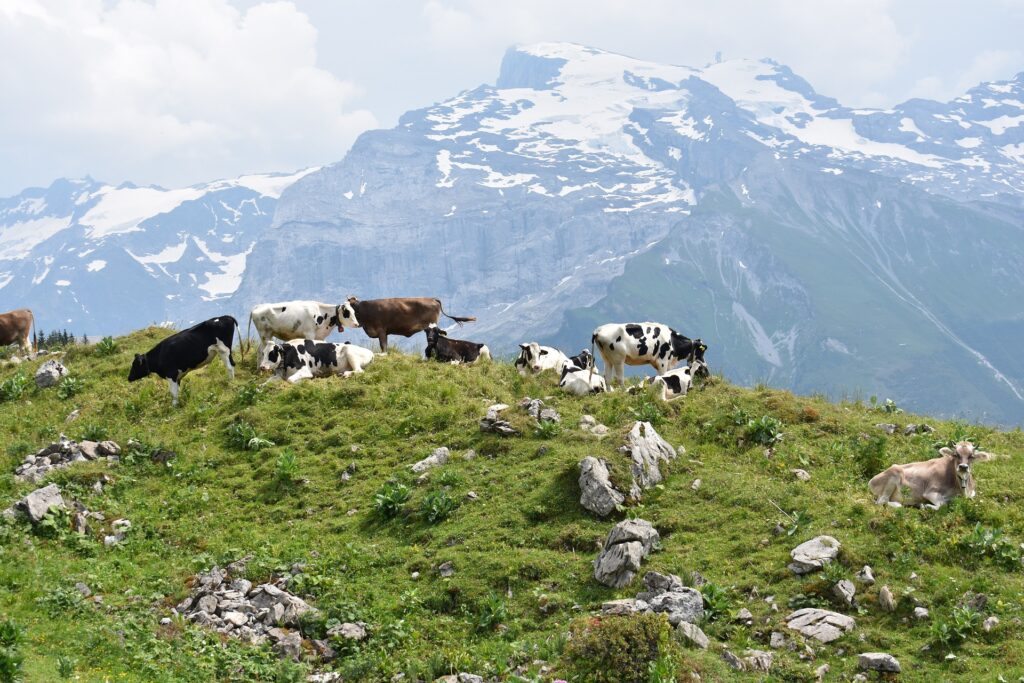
left=956, top=468, right=972, bottom=492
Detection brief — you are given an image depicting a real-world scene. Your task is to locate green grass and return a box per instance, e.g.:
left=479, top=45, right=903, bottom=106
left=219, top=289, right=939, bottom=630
left=0, top=327, right=1023, bottom=681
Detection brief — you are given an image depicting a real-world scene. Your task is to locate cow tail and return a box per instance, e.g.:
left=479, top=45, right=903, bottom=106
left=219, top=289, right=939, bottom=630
left=588, top=332, right=597, bottom=384
left=233, top=316, right=245, bottom=362
left=30, top=309, right=37, bottom=354
left=438, top=300, right=476, bottom=327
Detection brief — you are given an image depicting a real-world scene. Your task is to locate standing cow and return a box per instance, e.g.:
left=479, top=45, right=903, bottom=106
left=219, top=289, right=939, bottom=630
left=249, top=300, right=359, bottom=367
left=591, top=322, right=706, bottom=386
left=128, top=316, right=241, bottom=406
left=0, top=308, right=35, bottom=355
left=345, top=297, right=475, bottom=352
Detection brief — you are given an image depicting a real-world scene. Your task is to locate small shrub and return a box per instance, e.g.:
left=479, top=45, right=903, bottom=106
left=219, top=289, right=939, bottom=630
left=647, top=652, right=678, bottom=683
left=820, top=561, right=849, bottom=585
left=745, top=415, right=784, bottom=447
left=95, top=336, right=118, bottom=357
left=225, top=420, right=275, bottom=451
left=34, top=506, right=71, bottom=539
left=534, top=420, right=562, bottom=439
left=879, top=398, right=903, bottom=414
left=0, top=619, right=25, bottom=683
left=564, top=612, right=671, bottom=683
left=420, top=490, right=458, bottom=524
left=699, top=583, right=733, bottom=623
left=474, top=593, right=509, bottom=632
left=56, top=655, right=76, bottom=679
left=56, top=376, right=83, bottom=400
left=236, top=382, right=263, bottom=406
left=958, top=524, right=1022, bottom=570
left=437, top=469, right=463, bottom=487
left=273, top=450, right=299, bottom=488
left=800, top=405, right=820, bottom=422
left=852, top=435, right=887, bottom=479
left=934, top=421, right=984, bottom=451
left=373, top=481, right=411, bottom=520
left=0, top=373, right=29, bottom=403
left=630, top=397, right=663, bottom=427
left=930, top=605, right=981, bottom=649
left=35, top=585, right=85, bottom=617
left=81, top=424, right=108, bottom=442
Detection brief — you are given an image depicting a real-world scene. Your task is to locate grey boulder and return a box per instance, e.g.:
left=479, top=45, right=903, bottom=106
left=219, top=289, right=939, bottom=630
left=35, top=359, right=68, bottom=389
left=17, top=483, right=66, bottom=523
left=593, top=519, right=659, bottom=588
left=785, top=608, right=856, bottom=643
left=858, top=652, right=900, bottom=673
left=578, top=456, right=624, bottom=517
left=789, top=535, right=841, bottom=574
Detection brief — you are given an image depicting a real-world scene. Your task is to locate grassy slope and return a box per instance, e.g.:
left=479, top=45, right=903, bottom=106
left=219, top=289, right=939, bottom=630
left=1, top=328, right=1023, bottom=682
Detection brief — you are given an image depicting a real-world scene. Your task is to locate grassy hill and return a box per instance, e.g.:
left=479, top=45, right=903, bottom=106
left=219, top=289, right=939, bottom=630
left=1, top=327, right=1023, bottom=682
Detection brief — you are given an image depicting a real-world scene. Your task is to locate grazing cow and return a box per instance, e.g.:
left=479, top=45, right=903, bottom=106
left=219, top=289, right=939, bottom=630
left=249, top=300, right=359, bottom=367
left=515, top=343, right=569, bottom=376
left=591, top=322, right=706, bottom=386
left=346, top=297, right=475, bottom=352
left=260, top=339, right=374, bottom=383
left=558, top=364, right=608, bottom=396
left=868, top=441, right=996, bottom=509
left=128, top=316, right=240, bottom=406
left=0, top=308, right=34, bottom=354
left=423, top=325, right=490, bottom=364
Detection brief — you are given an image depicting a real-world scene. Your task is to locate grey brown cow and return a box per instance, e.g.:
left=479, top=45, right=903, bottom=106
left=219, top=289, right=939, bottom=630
left=869, top=441, right=996, bottom=509
left=346, top=297, right=475, bottom=352
left=0, top=308, right=34, bottom=354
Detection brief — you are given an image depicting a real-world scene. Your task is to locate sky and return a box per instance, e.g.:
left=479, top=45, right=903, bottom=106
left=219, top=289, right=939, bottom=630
left=1, top=0, right=1023, bottom=196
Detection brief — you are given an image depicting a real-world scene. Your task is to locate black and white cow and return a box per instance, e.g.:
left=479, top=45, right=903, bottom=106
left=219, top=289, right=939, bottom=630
left=558, top=363, right=608, bottom=396
left=424, top=325, right=491, bottom=364
left=561, top=349, right=595, bottom=373
left=259, top=339, right=374, bottom=383
left=591, top=322, right=706, bottom=386
left=631, top=359, right=710, bottom=401
left=128, top=315, right=240, bottom=406
left=249, top=300, right=359, bottom=368
left=515, top=343, right=569, bottom=376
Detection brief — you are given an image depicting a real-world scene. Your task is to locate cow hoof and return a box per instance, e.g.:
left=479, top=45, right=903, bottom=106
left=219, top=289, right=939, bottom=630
left=886, top=502, right=903, bottom=508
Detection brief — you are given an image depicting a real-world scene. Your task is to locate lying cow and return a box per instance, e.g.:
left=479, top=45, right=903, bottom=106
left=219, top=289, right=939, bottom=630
left=592, top=322, right=706, bottom=386
left=515, top=343, right=569, bottom=376
left=632, top=359, right=709, bottom=401
left=346, top=297, right=475, bottom=352
left=869, top=441, right=996, bottom=509
left=260, top=339, right=374, bottom=383
left=561, top=349, right=595, bottom=374
left=249, top=300, right=359, bottom=367
left=423, top=325, right=490, bottom=364
left=0, top=308, right=34, bottom=355
left=559, top=364, right=608, bottom=396
left=128, top=315, right=240, bottom=406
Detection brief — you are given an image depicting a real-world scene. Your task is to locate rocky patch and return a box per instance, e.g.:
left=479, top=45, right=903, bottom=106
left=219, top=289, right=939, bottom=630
left=593, top=519, right=659, bottom=588
left=411, top=447, right=449, bottom=473
left=13, top=436, right=121, bottom=483
left=785, top=608, right=856, bottom=643
left=479, top=404, right=520, bottom=437
left=788, top=535, right=841, bottom=574
left=578, top=421, right=678, bottom=516
left=519, top=396, right=560, bottom=423
left=578, top=456, right=624, bottom=517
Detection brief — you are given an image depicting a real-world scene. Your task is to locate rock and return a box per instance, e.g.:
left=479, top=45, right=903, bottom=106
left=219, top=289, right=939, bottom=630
left=112, top=518, right=131, bottom=532
left=691, top=478, right=701, bottom=491
left=456, top=674, right=483, bottom=683
left=579, top=415, right=597, bottom=429
left=479, top=415, right=520, bottom=436
left=903, top=424, right=919, bottom=436
left=159, top=617, right=171, bottom=626
left=312, top=638, right=337, bottom=662
left=791, top=469, right=811, bottom=481
left=814, top=664, right=830, bottom=681
left=151, top=449, right=176, bottom=464
left=224, top=611, right=249, bottom=627
left=35, top=359, right=68, bottom=389
left=17, top=483, right=66, bottom=523
left=98, top=441, right=121, bottom=456
left=735, top=607, right=753, bottom=623
left=961, top=591, right=987, bottom=612
left=914, top=607, right=929, bottom=620
left=619, top=421, right=677, bottom=498
left=485, top=403, right=509, bottom=420
left=855, top=565, right=875, bottom=585
left=273, top=630, right=303, bottom=661
left=328, top=622, right=368, bottom=641
left=675, top=621, right=709, bottom=649
left=410, top=571, right=420, bottom=580
left=878, top=585, right=896, bottom=612
left=832, top=579, right=856, bottom=606
left=858, top=652, right=900, bottom=673
left=641, top=571, right=684, bottom=596
left=197, top=595, right=218, bottom=614
left=875, top=423, right=897, bottom=435
left=983, top=616, right=999, bottom=632
left=593, top=519, right=659, bottom=588
left=722, top=650, right=745, bottom=671
left=648, top=588, right=704, bottom=625
left=232, top=578, right=253, bottom=595
left=785, top=608, right=856, bottom=643
left=465, top=491, right=478, bottom=501
left=438, top=561, right=455, bottom=578
left=788, top=536, right=841, bottom=574
left=79, top=441, right=101, bottom=459
left=411, top=447, right=450, bottom=473
left=462, top=449, right=476, bottom=460
left=745, top=650, right=773, bottom=673
left=601, top=598, right=650, bottom=616
left=65, top=409, right=80, bottom=422
left=578, top=456, right=625, bottom=517
left=769, top=631, right=786, bottom=649
left=590, top=424, right=610, bottom=438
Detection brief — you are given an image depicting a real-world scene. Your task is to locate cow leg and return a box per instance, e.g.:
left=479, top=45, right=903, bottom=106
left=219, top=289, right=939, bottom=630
left=872, top=473, right=901, bottom=506
left=922, top=491, right=947, bottom=510
left=167, top=378, right=180, bottom=407
left=215, top=340, right=235, bottom=380
left=378, top=335, right=389, bottom=353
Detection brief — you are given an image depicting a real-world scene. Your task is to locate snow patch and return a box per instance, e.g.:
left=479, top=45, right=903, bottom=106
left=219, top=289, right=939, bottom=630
left=80, top=186, right=205, bottom=237
left=0, top=215, right=72, bottom=260
left=86, top=259, right=107, bottom=272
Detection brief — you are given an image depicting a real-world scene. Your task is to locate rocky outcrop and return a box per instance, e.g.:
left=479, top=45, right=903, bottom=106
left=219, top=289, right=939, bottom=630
left=858, top=652, right=900, bottom=673
left=520, top=397, right=560, bottom=423
left=785, top=608, right=856, bottom=643
left=578, top=421, right=678, bottom=516
left=13, top=436, right=120, bottom=483
left=578, top=457, right=624, bottom=517
left=411, top=447, right=449, bottom=473
left=593, top=519, right=659, bottom=588
left=8, top=483, right=66, bottom=523
left=788, top=536, right=841, bottom=574
left=479, top=404, right=520, bottom=436
left=35, top=359, right=68, bottom=388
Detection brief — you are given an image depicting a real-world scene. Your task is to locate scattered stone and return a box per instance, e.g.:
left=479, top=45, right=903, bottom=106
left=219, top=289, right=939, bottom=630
left=12, top=436, right=120, bottom=483
left=689, top=571, right=707, bottom=587
left=620, top=421, right=677, bottom=498
left=520, top=397, right=560, bottom=423
left=691, top=478, right=702, bottom=491
left=65, top=409, right=80, bottom=423
left=745, top=650, right=773, bottom=673
left=578, top=456, right=625, bottom=517
left=814, top=664, right=830, bottom=682
left=735, top=607, right=754, bottom=624
left=875, top=423, right=897, bottom=435
left=856, top=565, right=875, bottom=585
left=15, top=483, right=66, bottom=523
left=462, top=449, right=476, bottom=460
left=648, top=588, right=704, bottom=626
left=75, top=582, right=92, bottom=597
left=273, top=630, right=303, bottom=661
left=788, top=536, right=841, bottom=574
left=785, top=608, right=856, bottom=643
left=159, top=617, right=171, bottom=626
left=486, top=403, right=509, bottom=419
left=909, top=572, right=919, bottom=582
left=593, top=518, right=659, bottom=588
left=438, top=561, right=455, bottom=578
left=914, top=607, right=930, bottom=620
left=479, top=410, right=520, bottom=436
left=676, top=621, right=709, bottom=649
left=903, top=424, right=919, bottom=436
left=983, top=616, right=999, bottom=632
left=832, top=580, right=856, bottom=606
left=769, top=631, right=786, bottom=649
left=411, top=447, right=450, bottom=473
left=410, top=571, right=420, bottom=580
left=601, top=598, right=650, bottom=616
left=590, top=424, right=610, bottom=438
left=791, top=469, right=811, bottom=481
left=722, top=651, right=745, bottom=671
left=327, top=622, right=367, bottom=641
left=961, top=591, right=987, bottom=612
left=151, top=449, right=176, bottom=465
left=858, top=652, right=900, bottom=673
left=465, top=491, right=478, bottom=501
left=878, top=585, right=896, bottom=612
left=35, top=359, right=68, bottom=389
left=579, top=415, right=597, bottom=429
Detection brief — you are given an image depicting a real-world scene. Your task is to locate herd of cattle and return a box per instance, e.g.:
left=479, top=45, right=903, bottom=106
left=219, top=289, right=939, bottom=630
left=1, top=299, right=1000, bottom=510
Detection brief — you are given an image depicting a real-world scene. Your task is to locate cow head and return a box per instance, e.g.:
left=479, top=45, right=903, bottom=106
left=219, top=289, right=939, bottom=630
left=517, top=342, right=547, bottom=374
left=127, top=353, right=150, bottom=381
left=424, top=324, right=447, bottom=346
left=336, top=300, right=360, bottom=332
left=940, top=441, right=993, bottom=492
left=572, top=349, right=595, bottom=370
left=259, top=343, right=286, bottom=373
left=515, top=343, right=532, bottom=375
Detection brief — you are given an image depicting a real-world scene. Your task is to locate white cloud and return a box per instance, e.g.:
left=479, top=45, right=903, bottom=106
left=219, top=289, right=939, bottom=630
left=0, top=0, right=376, bottom=194
left=909, top=48, right=1024, bottom=101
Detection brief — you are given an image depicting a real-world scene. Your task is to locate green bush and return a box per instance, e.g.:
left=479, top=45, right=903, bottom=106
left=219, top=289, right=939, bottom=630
left=80, top=423, right=108, bottom=442
left=56, top=376, right=83, bottom=400
left=852, top=435, right=887, bottom=479
left=0, top=618, right=25, bottom=683
left=225, top=420, right=275, bottom=451
left=564, top=613, right=672, bottom=683
left=373, top=481, right=411, bottom=519
left=95, top=336, right=118, bottom=357
left=930, top=605, right=982, bottom=649
left=420, top=490, right=458, bottom=524
left=0, top=373, right=29, bottom=403
left=474, top=593, right=508, bottom=632
left=958, top=524, right=1022, bottom=570
left=533, top=420, right=561, bottom=439
left=273, top=450, right=300, bottom=489
left=745, top=415, right=784, bottom=446
left=699, top=582, right=733, bottom=623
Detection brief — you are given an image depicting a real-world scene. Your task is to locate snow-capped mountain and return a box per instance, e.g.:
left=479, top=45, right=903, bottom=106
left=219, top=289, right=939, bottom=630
left=0, top=170, right=314, bottom=332
left=3, top=43, right=1023, bottom=423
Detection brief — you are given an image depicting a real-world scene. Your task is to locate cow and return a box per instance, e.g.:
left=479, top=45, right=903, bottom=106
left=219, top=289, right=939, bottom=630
left=260, top=339, right=374, bottom=383
left=868, top=441, right=996, bottom=509
left=0, top=308, right=35, bottom=355
left=515, top=343, right=569, bottom=376
left=558, top=364, right=608, bottom=396
left=249, top=300, right=359, bottom=368
left=345, top=297, right=475, bottom=352
left=128, top=315, right=240, bottom=406
left=591, top=322, right=706, bottom=386
left=423, top=325, right=490, bottom=364
left=561, top=349, right=595, bottom=374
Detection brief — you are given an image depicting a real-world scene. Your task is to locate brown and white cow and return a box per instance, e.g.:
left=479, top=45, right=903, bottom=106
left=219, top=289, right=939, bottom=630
left=0, top=308, right=34, bottom=355
left=346, top=297, right=475, bottom=352
left=868, top=441, right=996, bottom=509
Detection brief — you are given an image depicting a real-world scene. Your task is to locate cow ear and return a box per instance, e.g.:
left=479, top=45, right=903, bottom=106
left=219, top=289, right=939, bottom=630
left=519, top=343, right=528, bottom=350
left=973, top=450, right=994, bottom=461
left=939, top=447, right=956, bottom=458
